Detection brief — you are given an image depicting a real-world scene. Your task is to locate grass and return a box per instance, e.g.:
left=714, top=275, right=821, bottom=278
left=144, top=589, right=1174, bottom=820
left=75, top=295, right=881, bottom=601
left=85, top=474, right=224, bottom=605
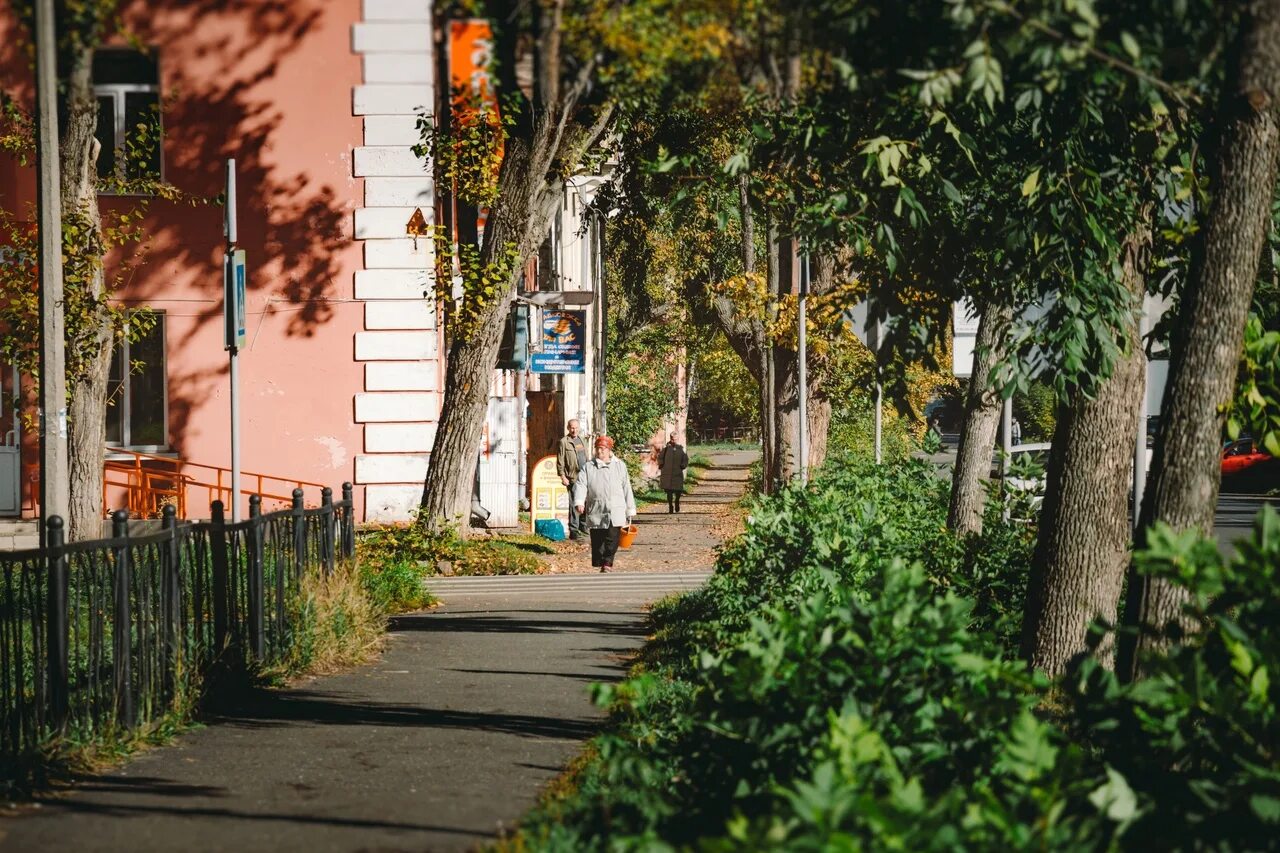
left=688, top=439, right=758, bottom=451
left=357, top=522, right=554, bottom=583
left=267, top=560, right=388, bottom=681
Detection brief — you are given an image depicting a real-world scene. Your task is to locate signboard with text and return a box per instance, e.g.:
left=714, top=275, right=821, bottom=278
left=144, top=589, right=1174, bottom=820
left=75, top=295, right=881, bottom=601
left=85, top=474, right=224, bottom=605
left=529, top=455, right=569, bottom=534
left=530, top=309, right=585, bottom=374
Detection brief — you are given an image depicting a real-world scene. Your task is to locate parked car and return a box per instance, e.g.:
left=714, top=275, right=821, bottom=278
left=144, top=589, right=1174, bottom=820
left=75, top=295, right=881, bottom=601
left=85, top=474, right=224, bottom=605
left=1222, top=438, right=1273, bottom=477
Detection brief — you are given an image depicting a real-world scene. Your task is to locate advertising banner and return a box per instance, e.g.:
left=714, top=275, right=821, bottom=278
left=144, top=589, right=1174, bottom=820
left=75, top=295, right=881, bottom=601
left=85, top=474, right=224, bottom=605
left=530, top=310, right=586, bottom=374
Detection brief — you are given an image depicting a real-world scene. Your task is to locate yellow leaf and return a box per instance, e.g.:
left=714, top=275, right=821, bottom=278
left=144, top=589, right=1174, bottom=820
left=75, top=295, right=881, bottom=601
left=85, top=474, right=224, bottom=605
left=1021, top=169, right=1041, bottom=197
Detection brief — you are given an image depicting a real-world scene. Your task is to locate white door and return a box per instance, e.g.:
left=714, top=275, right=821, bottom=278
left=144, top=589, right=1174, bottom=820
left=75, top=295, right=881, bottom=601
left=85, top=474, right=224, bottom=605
left=0, top=365, right=20, bottom=517
left=478, top=397, right=520, bottom=528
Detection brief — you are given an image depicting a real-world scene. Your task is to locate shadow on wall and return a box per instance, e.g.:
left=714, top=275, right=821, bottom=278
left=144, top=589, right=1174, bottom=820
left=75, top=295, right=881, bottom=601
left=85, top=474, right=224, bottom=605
left=113, top=1, right=359, bottom=449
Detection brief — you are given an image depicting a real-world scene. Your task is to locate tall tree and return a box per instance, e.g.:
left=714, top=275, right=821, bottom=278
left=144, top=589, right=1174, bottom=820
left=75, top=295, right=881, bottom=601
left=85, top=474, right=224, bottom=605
left=417, top=0, right=614, bottom=526
left=1, top=1, right=177, bottom=540
left=1121, top=0, right=1280, bottom=677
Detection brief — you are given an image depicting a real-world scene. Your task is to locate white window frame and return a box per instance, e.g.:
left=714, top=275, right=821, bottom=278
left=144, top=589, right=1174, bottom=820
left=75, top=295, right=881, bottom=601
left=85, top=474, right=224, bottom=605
left=94, top=63, right=163, bottom=193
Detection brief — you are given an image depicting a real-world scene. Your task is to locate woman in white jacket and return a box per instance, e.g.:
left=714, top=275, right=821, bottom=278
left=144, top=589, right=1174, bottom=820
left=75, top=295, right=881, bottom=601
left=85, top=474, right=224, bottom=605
left=572, top=435, right=637, bottom=572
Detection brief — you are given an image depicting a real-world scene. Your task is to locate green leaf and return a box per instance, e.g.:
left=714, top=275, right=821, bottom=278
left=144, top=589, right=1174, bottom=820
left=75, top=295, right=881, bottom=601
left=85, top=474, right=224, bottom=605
left=941, top=178, right=963, bottom=204
left=1252, top=794, right=1280, bottom=824
left=1021, top=169, right=1041, bottom=197
left=1090, top=767, right=1138, bottom=822
left=1120, top=32, right=1142, bottom=61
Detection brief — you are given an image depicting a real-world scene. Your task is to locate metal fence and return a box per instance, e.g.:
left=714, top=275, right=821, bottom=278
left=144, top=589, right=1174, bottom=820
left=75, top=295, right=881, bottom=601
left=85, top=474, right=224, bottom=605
left=0, top=483, right=355, bottom=759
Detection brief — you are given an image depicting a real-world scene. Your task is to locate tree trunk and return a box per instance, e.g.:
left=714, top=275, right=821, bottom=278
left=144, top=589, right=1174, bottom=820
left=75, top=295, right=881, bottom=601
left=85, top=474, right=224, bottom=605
left=1119, top=0, right=1280, bottom=679
left=68, top=349, right=110, bottom=540
left=763, top=217, right=781, bottom=491
left=419, top=133, right=555, bottom=528
left=947, top=302, right=1013, bottom=535
left=60, top=47, right=111, bottom=542
left=1022, top=219, right=1151, bottom=676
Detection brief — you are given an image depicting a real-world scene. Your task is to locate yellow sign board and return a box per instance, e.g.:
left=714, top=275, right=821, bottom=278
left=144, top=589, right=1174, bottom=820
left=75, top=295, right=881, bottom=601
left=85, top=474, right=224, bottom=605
left=530, top=454, right=570, bottom=534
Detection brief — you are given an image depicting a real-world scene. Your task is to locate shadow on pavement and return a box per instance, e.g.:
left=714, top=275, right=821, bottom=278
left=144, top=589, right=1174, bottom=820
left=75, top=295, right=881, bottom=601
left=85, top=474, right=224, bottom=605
left=25, top=797, right=487, bottom=837
left=444, top=666, right=624, bottom=682
left=206, top=689, right=601, bottom=740
left=388, top=613, right=649, bottom=638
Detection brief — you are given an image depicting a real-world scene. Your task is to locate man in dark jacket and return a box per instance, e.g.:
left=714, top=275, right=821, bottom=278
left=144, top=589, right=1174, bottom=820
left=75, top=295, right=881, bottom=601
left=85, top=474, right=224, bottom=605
left=659, top=432, right=688, bottom=513
left=557, top=419, right=589, bottom=539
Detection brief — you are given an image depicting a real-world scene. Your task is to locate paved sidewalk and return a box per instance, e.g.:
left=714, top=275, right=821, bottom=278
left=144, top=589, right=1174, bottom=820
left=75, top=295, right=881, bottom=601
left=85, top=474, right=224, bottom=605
left=0, top=451, right=755, bottom=853
left=545, top=447, right=757, bottom=574
left=0, top=576, right=692, bottom=852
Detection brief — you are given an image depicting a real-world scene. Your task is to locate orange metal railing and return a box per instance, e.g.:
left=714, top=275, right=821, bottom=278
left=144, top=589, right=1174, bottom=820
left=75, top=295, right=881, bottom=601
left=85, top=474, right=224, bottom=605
left=103, top=449, right=330, bottom=519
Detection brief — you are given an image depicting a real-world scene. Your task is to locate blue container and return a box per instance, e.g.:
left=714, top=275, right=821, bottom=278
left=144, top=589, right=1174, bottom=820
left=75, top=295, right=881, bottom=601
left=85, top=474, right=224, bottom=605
left=534, top=518, right=566, bottom=541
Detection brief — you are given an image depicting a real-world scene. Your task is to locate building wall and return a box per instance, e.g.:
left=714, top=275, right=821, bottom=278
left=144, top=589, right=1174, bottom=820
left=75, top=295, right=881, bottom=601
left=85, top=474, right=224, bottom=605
left=0, top=0, right=448, bottom=522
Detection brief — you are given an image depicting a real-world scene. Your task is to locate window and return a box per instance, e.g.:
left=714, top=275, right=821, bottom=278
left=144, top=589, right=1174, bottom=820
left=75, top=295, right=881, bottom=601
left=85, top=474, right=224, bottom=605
left=107, top=315, right=168, bottom=450
left=93, top=49, right=162, bottom=189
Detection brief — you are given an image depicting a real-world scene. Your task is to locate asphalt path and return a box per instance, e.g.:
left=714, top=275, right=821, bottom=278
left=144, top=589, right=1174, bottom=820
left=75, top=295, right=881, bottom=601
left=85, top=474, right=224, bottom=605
left=0, top=572, right=712, bottom=853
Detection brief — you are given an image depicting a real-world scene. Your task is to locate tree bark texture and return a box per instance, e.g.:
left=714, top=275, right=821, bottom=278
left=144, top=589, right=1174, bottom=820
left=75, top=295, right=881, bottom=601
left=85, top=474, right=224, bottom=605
left=1022, top=220, right=1152, bottom=676
left=60, top=47, right=111, bottom=541
left=419, top=133, right=551, bottom=526
left=1120, top=0, right=1280, bottom=678
left=947, top=302, right=1014, bottom=535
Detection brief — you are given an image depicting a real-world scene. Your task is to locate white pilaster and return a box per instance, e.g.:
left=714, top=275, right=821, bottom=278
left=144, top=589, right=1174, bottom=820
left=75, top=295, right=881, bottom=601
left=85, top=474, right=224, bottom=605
left=353, top=0, right=439, bottom=519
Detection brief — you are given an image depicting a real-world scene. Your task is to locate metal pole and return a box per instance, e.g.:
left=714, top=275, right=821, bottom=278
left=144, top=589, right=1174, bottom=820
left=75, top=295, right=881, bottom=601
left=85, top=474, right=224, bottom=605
left=34, top=0, right=69, bottom=541
left=872, top=313, right=883, bottom=464
left=874, top=381, right=883, bottom=464
left=1133, top=296, right=1149, bottom=533
left=225, top=159, right=241, bottom=522
left=797, top=252, right=809, bottom=483
left=1001, top=394, right=1013, bottom=521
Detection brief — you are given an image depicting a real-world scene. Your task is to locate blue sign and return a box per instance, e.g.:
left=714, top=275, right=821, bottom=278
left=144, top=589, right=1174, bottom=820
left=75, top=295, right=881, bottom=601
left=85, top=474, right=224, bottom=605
left=530, top=309, right=585, bottom=374
left=224, top=249, right=247, bottom=350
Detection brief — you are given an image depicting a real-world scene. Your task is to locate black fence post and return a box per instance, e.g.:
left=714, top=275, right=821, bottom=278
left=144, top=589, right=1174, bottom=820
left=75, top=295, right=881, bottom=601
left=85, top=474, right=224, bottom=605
left=210, top=500, right=229, bottom=655
left=291, top=488, right=305, bottom=584
left=111, top=510, right=135, bottom=730
left=247, top=495, right=265, bottom=661
left=161, top=505, right=180, bottom=701
left=341, top=482, right=355, bottom=560
left=45, top=516, right=68, bottom=732
left=321, top=486, right=335, bottom=578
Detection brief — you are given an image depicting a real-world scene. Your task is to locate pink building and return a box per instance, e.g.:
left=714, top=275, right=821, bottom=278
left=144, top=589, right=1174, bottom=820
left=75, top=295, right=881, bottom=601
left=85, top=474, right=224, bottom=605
left=0, top=0, right=606, bottom=526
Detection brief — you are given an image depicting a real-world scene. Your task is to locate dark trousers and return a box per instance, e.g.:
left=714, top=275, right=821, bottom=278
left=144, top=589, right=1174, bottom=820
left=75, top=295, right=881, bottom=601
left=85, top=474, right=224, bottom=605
left=666, top=489, right=682, bottom=512
left=590, top=526, right=622, bottom=568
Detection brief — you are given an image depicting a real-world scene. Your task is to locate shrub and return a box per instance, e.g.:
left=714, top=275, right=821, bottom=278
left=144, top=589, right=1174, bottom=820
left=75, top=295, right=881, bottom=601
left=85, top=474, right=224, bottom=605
left=357, top=519, right=547, bottom=606
left=512, top=461, right=1280, bottom=852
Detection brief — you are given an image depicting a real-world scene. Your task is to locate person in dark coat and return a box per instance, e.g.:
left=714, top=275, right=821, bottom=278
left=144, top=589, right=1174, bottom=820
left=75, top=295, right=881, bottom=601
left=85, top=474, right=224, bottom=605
left=659, top=433, right=688, bottom=513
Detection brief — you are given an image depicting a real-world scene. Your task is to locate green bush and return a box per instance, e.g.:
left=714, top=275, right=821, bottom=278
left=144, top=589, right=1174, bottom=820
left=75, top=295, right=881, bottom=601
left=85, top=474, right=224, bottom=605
left=511, top=459, right=1280, bottom=852
left=357, top=520, right=547, bottom=610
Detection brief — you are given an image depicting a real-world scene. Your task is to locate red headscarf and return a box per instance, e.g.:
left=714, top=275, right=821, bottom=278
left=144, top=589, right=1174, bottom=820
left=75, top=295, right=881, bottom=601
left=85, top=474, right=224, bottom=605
left=594, top=435, right=614, bottom=449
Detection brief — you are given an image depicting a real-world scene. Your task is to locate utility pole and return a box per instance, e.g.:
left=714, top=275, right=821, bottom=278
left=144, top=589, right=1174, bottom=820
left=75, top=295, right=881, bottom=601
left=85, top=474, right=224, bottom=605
left=34, top=0, right=69, bottom=540
left=1001, top=395, right=1013, bottom=521
left=224, top=160, right=244, bottom=521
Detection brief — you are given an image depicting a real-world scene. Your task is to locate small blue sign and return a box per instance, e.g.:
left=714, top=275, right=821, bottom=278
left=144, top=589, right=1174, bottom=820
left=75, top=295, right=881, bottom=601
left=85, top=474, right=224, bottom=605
left=225, top=249, right=247, bottom=351
left=530, top=309, right=585, bottom=374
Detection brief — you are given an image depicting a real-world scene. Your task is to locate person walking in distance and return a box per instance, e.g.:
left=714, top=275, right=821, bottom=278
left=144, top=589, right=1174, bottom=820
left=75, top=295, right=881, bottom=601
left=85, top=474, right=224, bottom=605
left=573, top=435, right=637, bottom=572
left=659, top=432, right=688, bottom=513
left=557, top=419, right=589, bottom=540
